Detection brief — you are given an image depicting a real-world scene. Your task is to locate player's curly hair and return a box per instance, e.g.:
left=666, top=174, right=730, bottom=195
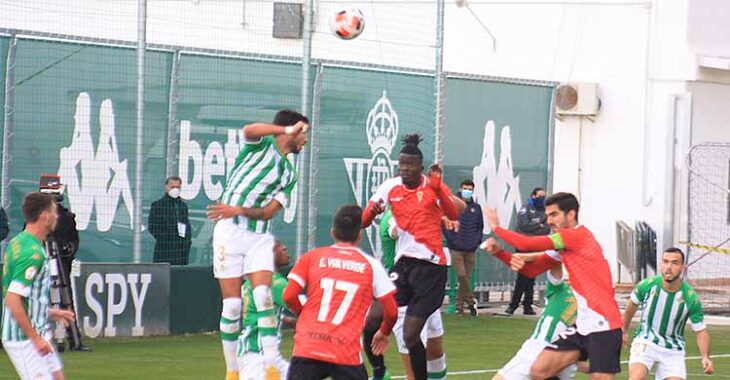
left=400, top=133, right=423, bottom=159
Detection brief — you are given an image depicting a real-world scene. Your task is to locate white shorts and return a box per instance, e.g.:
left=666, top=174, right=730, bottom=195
left=497, top=338, right=576, bottom=380
left=237, top=352, right=289, bottom=380
left=3, top=339, right=63, bottom=380
left=394, top=307, right=444, bottom=354
left=629, top=340, right=686, bottom=379
left=213, top=219, right=275, bottom=278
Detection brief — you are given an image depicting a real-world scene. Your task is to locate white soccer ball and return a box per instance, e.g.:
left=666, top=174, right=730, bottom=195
left=329, top=8, right=365, bottom=40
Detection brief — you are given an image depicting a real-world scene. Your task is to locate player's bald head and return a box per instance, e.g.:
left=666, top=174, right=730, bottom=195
left=332, top=205, right=362, bottom=243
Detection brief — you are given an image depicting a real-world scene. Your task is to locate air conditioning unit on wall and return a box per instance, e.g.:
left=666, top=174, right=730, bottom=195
left=555, top=83, right=600, bottom=117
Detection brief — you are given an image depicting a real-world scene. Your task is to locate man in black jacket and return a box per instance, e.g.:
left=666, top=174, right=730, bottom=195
left=443, top=179, right=483, bottom=316
left=148, top=176, right=191, bottom=265
left=506, top=187, right=550, bottom=315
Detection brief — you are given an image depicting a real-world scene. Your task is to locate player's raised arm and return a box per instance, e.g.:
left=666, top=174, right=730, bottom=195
left=243, top=120, right=309, bottom=141
left=485, top=208, right=556, bottom=252
left=363, top=177, right=398, bottom=228
left=362, top=200, right=385, bottom=228
left=427, top=164, right=460, bottom=220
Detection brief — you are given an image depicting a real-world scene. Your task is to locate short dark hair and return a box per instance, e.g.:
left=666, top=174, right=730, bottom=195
left=273, top=109, right=308, bottom=127
left=544, top=192, right=579, bottom=220
left=166, top=176, right=182, bottom=185
left=399, top=134, right=423, bottom=160
left=663, top=247, right=685, bottom=264
left=22, top=192, right=55, bottom=223
left=531, top=187, right=545, bottom=197
left=460, top=179, right=475, bottom=188
left=333, top=205, right=362, bottom=243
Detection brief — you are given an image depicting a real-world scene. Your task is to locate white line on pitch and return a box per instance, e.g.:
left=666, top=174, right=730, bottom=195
left=390, top=354, right=730, bottom=378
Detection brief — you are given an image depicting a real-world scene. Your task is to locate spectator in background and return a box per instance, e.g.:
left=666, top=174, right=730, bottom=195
left=506, top=187, right=550, bottom=315
left=443, top=179, right=483, bottom=316
left=148, top=176, right=191, bottom=265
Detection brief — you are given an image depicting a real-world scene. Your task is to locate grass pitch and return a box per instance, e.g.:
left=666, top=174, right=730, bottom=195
left=1, top=314, right=728, bottom=379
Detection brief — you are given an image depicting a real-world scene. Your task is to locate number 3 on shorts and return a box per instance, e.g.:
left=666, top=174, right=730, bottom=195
left=317, top=278, right=359, bottom=325
left=631, top=341, right=648, bottom=357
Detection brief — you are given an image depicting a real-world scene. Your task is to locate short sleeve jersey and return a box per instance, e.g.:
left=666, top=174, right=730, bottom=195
left=219, top=135, right=297, bottom=233
left=2, top=231, right=51, bottom=342
left=287, top=245, right=395, bottom=365
left=370, top=176, right=450, bottom=266
left=547, top=227, right=622, bottom=334
left=630, top=275, right=705, bottom=351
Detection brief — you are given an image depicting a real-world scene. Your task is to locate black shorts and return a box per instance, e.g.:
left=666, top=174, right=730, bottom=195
left=547, top=327, right=622, bottom=374
left=390, top=257, right=447, bottom=318
left=287, top=356, right=367, bottom=380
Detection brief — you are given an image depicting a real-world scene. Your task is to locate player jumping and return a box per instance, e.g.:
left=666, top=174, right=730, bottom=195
left=206, top=109, right=309, bottom=380
left=362, top=134, right=462, bottom=380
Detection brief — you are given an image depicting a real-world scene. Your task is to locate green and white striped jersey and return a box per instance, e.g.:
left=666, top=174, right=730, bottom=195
left=1, top=231, right=51, bottom=342
left=220, top=135, right=297, bottom=233
left=237, top=272, right=288, bottom=355
left=531, top=274, right=577, bottom=343
left=630, top=275, right=705, bottom=351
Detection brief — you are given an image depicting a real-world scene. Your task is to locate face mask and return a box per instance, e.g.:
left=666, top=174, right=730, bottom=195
left=168, top=188, right=181, bottom=199
left=534, top=196, right=545, bottom=208
left=461, top=189, right=473, bottom=200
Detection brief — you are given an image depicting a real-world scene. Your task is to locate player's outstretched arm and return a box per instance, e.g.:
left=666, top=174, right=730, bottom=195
left=282, top=281, right=304, bottom=315
left=485, top=208, right=555, bottom=252
left=481, top=238, right=558, bottom=278
left=243, top=121, right=308, bottom=140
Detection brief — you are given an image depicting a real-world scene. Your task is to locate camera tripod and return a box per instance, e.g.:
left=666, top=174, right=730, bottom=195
left=47, top=236, right=89, bottom=352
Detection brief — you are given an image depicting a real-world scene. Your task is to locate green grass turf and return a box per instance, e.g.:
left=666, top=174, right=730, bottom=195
left=1, top=314, right=728, bottom=379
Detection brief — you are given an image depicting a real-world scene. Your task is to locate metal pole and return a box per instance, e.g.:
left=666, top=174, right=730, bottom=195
left=133, top=0, right=147, bottom=263
left=166, top=50, right=181, bottom=178
left=1, top=34, right=16, bottom=259
left=434, top=0, right=446, bottom=163
left=296, top=0, right=314, bottom=257
left=306, top=64, right=323, bottom=251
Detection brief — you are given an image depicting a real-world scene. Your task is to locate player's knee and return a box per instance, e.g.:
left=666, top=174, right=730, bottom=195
left=364, top=310, right=383, bottom=333
left=403, top=330, right=423, bottom=349
left=529, top=362, right=552, bottom=380
left=252, top=285, right=273, bottom=310
left=221, top=297, right=242, bottom=319
left=363, top=316, right=380, bottom=334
